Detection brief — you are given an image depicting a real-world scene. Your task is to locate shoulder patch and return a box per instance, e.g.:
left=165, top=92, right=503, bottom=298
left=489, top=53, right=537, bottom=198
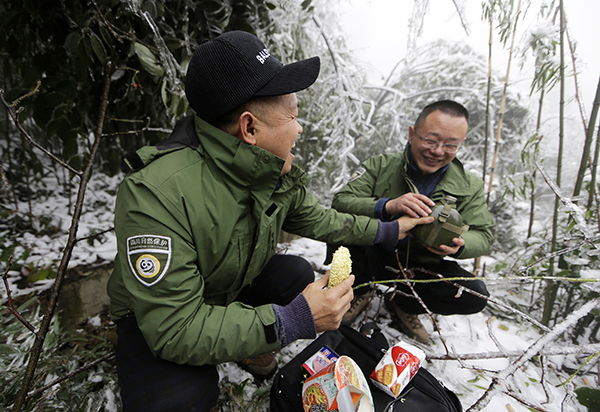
left=349, top=166, right=366, bottom=182
left=127, top=235, right=172, bottom=286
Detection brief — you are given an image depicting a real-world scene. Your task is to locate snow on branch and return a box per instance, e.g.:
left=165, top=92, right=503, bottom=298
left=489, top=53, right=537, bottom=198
left=427, top=343, right=600, bottom=360
left=467, top=297, right=600, bottom=411
left=536, top=159, right=599, bottom=244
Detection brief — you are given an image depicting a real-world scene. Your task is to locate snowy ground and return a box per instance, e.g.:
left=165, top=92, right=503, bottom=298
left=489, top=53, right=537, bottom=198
left=0, top=173, right=595, bottom=411
left=268, top=237, right=593, bottom=412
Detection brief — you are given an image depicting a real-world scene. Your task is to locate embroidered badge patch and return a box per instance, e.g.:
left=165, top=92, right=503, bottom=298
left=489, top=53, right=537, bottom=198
left=349, top=166, right=366, bottom=182
left=127, top=235, right=172, bottom=286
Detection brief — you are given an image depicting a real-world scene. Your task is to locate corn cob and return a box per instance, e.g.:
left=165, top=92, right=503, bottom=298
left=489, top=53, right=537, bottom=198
left=328, top=246, right=352, bottom=288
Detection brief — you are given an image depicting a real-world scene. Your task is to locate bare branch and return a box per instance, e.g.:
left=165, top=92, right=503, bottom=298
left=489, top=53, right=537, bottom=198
left=518, top=234, right=600, bottom=272
left=505, top=392, right=549, bottom=412
left=389, top=256, right=450, bottom=354
left=558, top=350, right=600, bottom=387
left=450, top=0, right=471, bottom=35
left=25, top=353, right=115, bottom=400
left=2, top=256, right=36, bottom=333
left=1, top=163, right=9, bottom=187
left=11, top=63, right=113, bottom=412
left=75, top=227, right=114, bottom=244
left=487, top=317, right=508, bottom=354
left=356, top=274, right=553, bottom=333
left=467, top=378, right=502, bottom=411
left=539, top=356, right=553, bottom=405
left=101, top=127, right=171, bottom=137
left=0, top=84, right=82, bottom=177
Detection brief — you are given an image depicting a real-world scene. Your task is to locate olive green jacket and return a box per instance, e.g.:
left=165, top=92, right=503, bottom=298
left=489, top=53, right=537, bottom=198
left=107, top=116, right=379, bottom=366
left=332, top=149, right=494, bottom=267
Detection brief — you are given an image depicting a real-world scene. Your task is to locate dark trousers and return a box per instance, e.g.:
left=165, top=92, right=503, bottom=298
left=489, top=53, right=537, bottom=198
left=115, top=254, right=314, bottom=412
left=348, top=244, right=489, bottom=315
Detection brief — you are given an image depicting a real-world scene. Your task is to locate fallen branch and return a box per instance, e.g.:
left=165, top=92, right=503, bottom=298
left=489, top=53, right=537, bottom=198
left=505, top=392, right=548, bottom=412
left=427, top=343, right=600, bottom=360
left=468, top=297, right=600, bottom=411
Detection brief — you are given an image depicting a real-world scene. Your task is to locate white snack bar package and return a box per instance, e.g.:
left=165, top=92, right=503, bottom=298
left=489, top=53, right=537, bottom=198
left=302, top=355, right=374, bottom=412
left=369, top=340, right=426, bottom=398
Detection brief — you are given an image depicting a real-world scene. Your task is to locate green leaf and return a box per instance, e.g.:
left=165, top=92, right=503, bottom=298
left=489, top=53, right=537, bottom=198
left=27, top=268, right=57, bottom=283
left=90, top=32, right=107, bottom=66
left=78, top=36, right=91, bottom=67
left=301, top=0, right=312, bottom=10
left=134, top=42, right=165, bottom=77
left=64, top=32, right=81, bottom=58
left=141, top=0, right=157, bottom=19
left=575, top=387, right=600, bottom=411
left=99, top=25, right=113, bottom=51
left=161, top=77, right=169, bottom=109
left=19, top=248, right=31, bottom=262
left=17, top=295, right=38, bottom=312
left=0, top=244, right=16, bottom=262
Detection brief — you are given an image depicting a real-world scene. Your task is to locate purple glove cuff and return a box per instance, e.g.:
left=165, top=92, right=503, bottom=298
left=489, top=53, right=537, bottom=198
left=272, top=293, right=317, bottom=348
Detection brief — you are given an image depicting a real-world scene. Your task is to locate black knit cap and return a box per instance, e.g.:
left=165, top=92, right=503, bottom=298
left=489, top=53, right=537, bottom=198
left=185, top=31, right=321, bottom=122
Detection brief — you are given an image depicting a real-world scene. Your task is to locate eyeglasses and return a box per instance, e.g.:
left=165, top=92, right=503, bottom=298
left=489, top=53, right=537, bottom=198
left=414, top=131, right=461, bottom=154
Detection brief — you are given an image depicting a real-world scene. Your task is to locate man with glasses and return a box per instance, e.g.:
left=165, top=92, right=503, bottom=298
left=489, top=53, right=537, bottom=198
left=330, top=100, right=494, bottom=343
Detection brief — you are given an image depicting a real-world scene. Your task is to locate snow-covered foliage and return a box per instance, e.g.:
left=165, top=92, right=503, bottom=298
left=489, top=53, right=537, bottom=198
left=2, top=0, right=600, bottom=411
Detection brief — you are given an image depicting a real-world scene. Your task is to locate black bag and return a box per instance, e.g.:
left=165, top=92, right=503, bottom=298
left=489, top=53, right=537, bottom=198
left=270, top=323, right=462, bottom=412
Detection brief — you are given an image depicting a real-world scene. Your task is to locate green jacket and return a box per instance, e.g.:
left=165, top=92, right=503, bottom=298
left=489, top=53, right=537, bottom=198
left=332, top=148, right=494, bottom=267
left=107, top=116, right=379, bottom=366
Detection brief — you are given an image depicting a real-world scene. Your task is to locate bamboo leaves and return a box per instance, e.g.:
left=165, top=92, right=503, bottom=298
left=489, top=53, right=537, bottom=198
left=134, top=42, right=165, bottom=78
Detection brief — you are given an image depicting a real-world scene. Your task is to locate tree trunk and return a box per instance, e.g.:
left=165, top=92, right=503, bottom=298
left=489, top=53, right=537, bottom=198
left=541, top=0, right=565, bottom=327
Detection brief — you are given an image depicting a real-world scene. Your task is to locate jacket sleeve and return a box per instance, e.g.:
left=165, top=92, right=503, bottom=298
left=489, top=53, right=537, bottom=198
left=282, top=185, right=380, bottom=245
left=331, top=157, right=383, bottom=217
left=455, top=176, right=495, bottom=259
left=109, top=178, right=281, bottom=366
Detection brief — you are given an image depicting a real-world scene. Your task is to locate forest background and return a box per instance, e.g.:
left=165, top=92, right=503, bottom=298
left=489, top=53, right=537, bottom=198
left=1, top=0, right=600, bottom=411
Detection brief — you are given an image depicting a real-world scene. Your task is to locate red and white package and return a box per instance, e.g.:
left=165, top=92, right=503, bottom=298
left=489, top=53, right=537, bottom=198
left=369, top=341, right=426, bottom=398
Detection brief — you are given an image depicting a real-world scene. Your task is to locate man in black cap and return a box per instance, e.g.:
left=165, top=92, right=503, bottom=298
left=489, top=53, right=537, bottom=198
left=107, top=31, right=432, bottom=412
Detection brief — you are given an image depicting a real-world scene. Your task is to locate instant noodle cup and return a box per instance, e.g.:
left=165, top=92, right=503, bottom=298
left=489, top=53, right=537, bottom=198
left=301, top=355, right=374, bottom=412
left=370, top=341, right=426, bottom=398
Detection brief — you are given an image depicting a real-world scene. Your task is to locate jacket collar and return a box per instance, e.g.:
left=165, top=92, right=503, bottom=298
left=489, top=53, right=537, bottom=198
left=194, top=115, right=292, bottom=189
left=402, top=145, right=471, bottom=197
left=193, top=116, right=307, bottom=214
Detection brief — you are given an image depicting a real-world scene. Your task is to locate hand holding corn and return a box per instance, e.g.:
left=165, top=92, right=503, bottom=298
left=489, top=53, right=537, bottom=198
left=328, top=246, right=352, bottom=288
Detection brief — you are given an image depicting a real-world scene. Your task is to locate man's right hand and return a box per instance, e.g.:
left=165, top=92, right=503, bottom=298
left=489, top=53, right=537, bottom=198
left=385, top=193, right=435, bottom=218
left=302, top=271, right=354, bottom=333
left=397, top=215, right=434, bottom=240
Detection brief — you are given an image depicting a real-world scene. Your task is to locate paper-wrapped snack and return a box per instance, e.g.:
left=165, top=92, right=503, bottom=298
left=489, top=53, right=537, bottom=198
left=370, top=341, right=426, bottom=398
left=302, top=355, right=374, bottom=412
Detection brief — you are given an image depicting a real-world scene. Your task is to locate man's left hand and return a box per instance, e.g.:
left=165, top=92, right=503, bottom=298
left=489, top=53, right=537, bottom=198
left=424, top=237, right=465, bottom=256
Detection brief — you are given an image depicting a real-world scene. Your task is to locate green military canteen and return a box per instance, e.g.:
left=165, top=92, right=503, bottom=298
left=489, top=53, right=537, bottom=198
left=411, top=195, right=469, bottom=249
